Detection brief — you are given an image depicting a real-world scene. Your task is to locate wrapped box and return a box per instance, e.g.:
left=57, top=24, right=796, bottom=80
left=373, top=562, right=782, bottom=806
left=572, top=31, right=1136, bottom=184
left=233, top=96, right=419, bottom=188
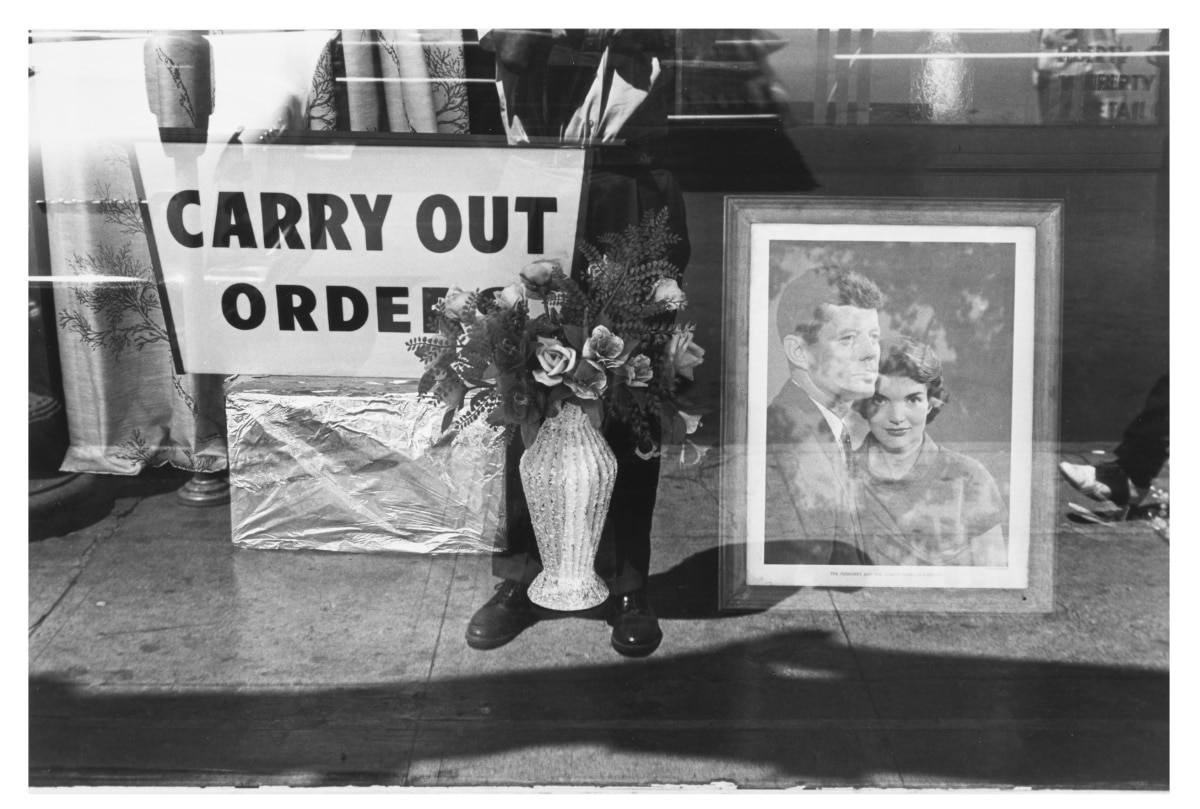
left=226, top=376, right=505, bottom=553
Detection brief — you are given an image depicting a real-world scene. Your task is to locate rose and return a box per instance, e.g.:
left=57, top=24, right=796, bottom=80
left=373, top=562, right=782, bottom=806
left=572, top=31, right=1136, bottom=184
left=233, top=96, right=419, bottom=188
left=565, top=358, right=609, bottom=400
left=442, top=287, right=474, bottom=321
left=520, top=258, right=561, bottom=298
left=494, top=282, right=527, bottom=310
left=496, top=379, right=540, bottom=426
left=615, top=354, right=653, bottom=388
left=651, top=278, right=688, bottom=310
left=582, top=325, right=626, bottom=368
left=532, top=336, right=577, bottom=387
left=665, top=327, right=705, bottom=381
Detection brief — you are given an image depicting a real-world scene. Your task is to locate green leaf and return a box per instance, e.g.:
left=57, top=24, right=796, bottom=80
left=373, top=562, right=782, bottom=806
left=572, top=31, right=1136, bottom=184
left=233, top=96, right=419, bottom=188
left=561, top=324, right=587, bottom=351
left=580, top=398, right=603, bottom=431
left=521, top=421, right=541, bottom=448
left=547, top=384, right=573, bottom=405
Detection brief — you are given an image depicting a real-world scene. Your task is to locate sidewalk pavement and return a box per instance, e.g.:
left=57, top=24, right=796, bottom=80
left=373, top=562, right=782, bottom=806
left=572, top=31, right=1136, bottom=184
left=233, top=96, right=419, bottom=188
left=28, top=444, right=1168, bottom=789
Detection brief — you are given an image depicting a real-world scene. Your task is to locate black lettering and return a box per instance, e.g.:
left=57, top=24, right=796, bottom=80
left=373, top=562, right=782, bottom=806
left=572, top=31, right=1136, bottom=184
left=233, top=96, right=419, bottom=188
left=277, top=284, right=319, bottom=331
left=308, top=193, right=352, bottom=251
left=514, top=196, right=557, bottom=253
left=351, top=194, right=391, bottom=251
left=261, top=192, right=305, bottom=249
left=167, top=190, right=203, bottom=248
left=327, top=285, right=369, bottom=332
left=377, top=286, right=411, bottom=333
left=213, top=191, right=257, bottom=248
left=468, top=195, right=509, bottom=253
left=416, top=194, right=462, bottom=253
left=221, top=283, right=266, bottom=330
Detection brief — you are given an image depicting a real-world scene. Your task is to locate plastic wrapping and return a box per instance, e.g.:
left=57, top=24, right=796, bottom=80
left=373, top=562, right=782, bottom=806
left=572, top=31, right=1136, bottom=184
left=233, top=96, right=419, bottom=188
left=226, top=376, right=505, bottom=553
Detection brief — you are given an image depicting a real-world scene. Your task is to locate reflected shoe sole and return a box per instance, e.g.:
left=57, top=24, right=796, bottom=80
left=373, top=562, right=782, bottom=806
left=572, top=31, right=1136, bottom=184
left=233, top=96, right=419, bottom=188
left=611, top=626, right=663, bottom=658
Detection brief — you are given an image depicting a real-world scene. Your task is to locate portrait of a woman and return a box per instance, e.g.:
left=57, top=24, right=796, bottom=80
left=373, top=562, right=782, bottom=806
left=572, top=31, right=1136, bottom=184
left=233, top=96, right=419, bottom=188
left=855, top=338, right=1007, bottom=567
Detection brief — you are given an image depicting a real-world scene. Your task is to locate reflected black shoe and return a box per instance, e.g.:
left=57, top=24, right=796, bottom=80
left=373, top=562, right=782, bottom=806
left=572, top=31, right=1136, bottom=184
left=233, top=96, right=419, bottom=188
left=610, top=589, right=662, bottom=658
left=466, top=580, right=536, bottom=650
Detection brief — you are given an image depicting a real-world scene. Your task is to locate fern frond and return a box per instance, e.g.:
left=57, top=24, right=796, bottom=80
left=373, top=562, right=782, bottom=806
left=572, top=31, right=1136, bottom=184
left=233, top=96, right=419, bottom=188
left=450, top=389, right=500, bottom=432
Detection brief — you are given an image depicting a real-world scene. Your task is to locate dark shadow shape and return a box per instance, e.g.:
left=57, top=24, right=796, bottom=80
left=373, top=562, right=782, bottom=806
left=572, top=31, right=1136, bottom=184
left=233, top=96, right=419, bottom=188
left=30, top=475, right=116, bottom=543
left=30, top=627, right=1168, bottom=789
left=648, top=545, right=868, bottom=620
left=29, top=467, right=194, bottom=543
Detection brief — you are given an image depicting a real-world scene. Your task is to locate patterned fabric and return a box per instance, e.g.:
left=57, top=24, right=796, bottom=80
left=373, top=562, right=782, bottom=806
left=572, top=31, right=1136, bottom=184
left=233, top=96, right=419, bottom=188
left=305, top=30, right=469, bottom=134
left=35, top=29, right=230, bottom=474
left=41, top=138, right=228, bottom=474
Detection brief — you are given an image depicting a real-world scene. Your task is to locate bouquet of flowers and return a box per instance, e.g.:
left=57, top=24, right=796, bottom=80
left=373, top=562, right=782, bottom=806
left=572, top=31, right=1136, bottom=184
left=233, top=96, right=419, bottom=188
left=407, top=209, right=705, bottom=457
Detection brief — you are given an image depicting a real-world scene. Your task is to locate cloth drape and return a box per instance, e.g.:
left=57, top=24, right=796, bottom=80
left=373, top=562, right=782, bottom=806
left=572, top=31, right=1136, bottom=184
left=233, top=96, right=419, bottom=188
left=33, top=30, right=469, bottom=476
left=36, top=31, right=229, bottom=475
left=304, top=30, right=469, bottom=133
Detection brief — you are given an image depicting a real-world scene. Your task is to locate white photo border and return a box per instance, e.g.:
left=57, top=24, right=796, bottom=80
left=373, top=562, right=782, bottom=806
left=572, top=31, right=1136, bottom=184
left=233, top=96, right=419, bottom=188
left=744, top=223, right=1035, bottom=589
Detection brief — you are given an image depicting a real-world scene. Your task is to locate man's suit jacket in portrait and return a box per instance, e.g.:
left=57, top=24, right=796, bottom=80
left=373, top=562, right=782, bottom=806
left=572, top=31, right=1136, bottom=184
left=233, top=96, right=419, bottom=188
left=763, top=380, right=869, bottom=565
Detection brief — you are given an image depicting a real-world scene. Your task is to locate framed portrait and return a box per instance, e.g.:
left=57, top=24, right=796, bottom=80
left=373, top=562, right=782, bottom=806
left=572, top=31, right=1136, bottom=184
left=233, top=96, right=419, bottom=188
left=719, top=197, right=1063, bottom=613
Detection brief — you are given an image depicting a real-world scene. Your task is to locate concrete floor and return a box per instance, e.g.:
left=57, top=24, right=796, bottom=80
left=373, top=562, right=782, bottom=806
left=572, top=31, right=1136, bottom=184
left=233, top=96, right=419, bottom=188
left=28, top=446, right=1168, bottom=789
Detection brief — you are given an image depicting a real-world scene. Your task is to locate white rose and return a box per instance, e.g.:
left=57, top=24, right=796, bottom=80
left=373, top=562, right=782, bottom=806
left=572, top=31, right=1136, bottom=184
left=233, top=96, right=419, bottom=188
left=494, top=282, right=528, bottom=310
left=532, top=337, right=577, bottom=387
left=520, top=259, right=562, bottom=297
left=651, top=278, right=688, bottom=310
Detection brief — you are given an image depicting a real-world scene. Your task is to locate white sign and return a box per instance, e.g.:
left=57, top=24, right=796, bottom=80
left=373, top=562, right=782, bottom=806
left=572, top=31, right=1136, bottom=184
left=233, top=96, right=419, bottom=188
left=133, top=136, right=587, bottom=377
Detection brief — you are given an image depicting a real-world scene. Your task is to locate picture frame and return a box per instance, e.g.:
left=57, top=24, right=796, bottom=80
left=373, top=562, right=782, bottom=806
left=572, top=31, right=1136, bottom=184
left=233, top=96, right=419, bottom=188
left=719, top=196, right=1063, bottom=613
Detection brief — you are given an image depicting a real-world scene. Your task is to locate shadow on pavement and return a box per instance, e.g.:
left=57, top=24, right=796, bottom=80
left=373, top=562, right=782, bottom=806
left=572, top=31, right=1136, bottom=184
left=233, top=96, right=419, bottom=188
left=29, top=467, right=194, bottom=543
left=29, top=627, right=1168, bottom=789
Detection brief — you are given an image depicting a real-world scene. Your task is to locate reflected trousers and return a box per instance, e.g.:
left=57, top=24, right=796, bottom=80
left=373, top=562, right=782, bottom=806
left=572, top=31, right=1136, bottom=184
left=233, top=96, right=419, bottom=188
left=492, top=160, right=690, bottom=595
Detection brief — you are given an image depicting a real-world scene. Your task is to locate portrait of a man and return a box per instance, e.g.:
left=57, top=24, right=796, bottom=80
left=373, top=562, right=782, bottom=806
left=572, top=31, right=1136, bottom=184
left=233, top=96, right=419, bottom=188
left=763, top=269, right=883, bottom=565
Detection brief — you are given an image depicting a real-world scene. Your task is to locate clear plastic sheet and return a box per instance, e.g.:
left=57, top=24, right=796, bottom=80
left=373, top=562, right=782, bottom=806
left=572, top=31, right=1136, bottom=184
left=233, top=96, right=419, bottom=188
left=226, top=376, right=505, bottom=553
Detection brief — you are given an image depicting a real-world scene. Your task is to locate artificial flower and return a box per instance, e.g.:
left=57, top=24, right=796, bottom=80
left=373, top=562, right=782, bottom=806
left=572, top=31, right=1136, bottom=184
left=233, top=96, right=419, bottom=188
left=495, top=378, right=540, bottom=425
left=520, top=258, right=561, bottom=297
left=615, top=354, right=653, bottom=388
left=582, top=325, right=626, bottom=368
left=665, top=327, right=706, bottom=381
left=532, top=336, right=577, bottom=387
left=651, top=278, right=688, bottom=310
left=565, top=359, right=609, bottom=400
left=408, top=208, right=696, bottom=452
left=494, top=282, right=527, bottom=310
